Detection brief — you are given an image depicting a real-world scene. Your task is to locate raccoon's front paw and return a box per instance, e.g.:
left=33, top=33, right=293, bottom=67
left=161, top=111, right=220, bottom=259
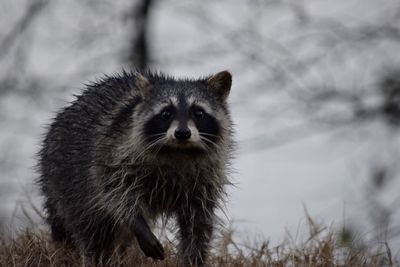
left=136, top=233, right=165, bottom=260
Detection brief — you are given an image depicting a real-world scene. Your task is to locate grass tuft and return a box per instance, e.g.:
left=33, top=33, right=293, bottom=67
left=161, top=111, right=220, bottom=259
left=0, top=223, right=395, bottom=267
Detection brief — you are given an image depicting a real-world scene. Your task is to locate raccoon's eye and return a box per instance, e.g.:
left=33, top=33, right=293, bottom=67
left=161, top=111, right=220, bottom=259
left=194, top=110, right=204, bottom=119
left=161, top=110, right=172, bottom=120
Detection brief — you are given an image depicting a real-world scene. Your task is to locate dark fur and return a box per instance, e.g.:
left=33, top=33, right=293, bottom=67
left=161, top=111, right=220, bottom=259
left=38, top=71, right=234, bottom=266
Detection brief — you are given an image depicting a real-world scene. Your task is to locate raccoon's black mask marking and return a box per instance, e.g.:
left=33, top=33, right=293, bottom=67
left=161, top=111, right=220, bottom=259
left=190, top=105, right=220, bottom=143
left=144, top=105, right=176, bottom=143
left=143, top=95, right=221, bottom=151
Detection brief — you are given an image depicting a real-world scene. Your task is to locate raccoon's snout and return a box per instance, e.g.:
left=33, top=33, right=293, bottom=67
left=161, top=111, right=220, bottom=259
left=175, top=128, right=191, bottom=141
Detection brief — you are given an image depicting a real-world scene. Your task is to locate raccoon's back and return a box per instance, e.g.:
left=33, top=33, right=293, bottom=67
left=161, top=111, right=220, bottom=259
left=39, top=75, right=139, bottom=193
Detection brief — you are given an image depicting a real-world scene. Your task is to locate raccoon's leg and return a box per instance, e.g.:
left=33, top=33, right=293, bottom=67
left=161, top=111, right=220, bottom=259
left=45, top=200, right=71, bottom=243
left=50, top=215, right=71, bottom=243
left=67, top=211, right=118, bottom=265
left=129, top=213, right=164, bottom=260
left=177, top=202, right=215, bottom=267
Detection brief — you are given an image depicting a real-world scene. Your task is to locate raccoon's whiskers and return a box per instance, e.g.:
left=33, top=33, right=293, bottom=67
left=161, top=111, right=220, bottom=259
left=198, top=132, right=221, bottom=139
left=147, top=133, right=166, bottom=139
left=198, top=132, right=224, bottom=148
left=134, top=136, right=166, bottom=161
left=151, top=137, right=168, bottom=158
left=199, top=136, right=221, bottom=149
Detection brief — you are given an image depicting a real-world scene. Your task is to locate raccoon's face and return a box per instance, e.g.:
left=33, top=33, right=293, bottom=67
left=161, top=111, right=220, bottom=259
left=143, top=96, right=220, bottom=152
left=136, top=71, right=232, bottom=155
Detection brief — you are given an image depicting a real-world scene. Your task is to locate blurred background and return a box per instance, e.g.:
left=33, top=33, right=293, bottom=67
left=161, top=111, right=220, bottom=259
left=1, top=0, right=400, bottom=256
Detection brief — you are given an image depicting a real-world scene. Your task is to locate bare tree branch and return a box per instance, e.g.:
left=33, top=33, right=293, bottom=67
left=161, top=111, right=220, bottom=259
left=126, top=0, right=153, bottom=70
left=0, top=0, right=49, bottom=61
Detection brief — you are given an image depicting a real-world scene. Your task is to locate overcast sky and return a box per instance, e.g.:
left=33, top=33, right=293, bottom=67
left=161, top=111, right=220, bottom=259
left=1, top=0, right=399, bottom=252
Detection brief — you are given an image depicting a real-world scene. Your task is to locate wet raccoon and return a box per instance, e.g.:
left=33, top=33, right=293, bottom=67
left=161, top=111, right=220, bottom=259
left=38, top=70, right=234, bottom=266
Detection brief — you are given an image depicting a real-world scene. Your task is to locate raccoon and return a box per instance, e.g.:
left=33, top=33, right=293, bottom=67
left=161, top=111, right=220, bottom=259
left=38, top=70, right=234, bottom=266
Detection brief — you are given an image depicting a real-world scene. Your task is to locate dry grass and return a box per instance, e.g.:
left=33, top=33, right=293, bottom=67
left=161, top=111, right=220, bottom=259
left=0, top=219, right=395, bottom=267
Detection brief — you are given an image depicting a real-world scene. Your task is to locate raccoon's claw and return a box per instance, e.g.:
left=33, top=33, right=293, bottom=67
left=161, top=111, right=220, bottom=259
left=136, top=233, right=165, bottom=260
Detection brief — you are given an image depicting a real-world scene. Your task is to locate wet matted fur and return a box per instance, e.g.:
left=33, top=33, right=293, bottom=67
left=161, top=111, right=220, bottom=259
left=38, top=70, right=234, bottom=266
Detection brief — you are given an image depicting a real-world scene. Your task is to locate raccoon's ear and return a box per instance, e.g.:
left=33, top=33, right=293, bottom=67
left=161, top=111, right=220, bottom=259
left=207, top=70, right=232, bottom=102
left=135, top=73, right=152, bottom=97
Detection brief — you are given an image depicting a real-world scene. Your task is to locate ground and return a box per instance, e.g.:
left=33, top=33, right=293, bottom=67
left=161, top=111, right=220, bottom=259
left=0, top=219, right=393, bottom=267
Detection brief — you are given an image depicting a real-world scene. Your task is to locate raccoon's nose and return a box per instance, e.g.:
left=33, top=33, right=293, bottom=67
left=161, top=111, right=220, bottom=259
left=174, top=128, right=191, bottom=141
